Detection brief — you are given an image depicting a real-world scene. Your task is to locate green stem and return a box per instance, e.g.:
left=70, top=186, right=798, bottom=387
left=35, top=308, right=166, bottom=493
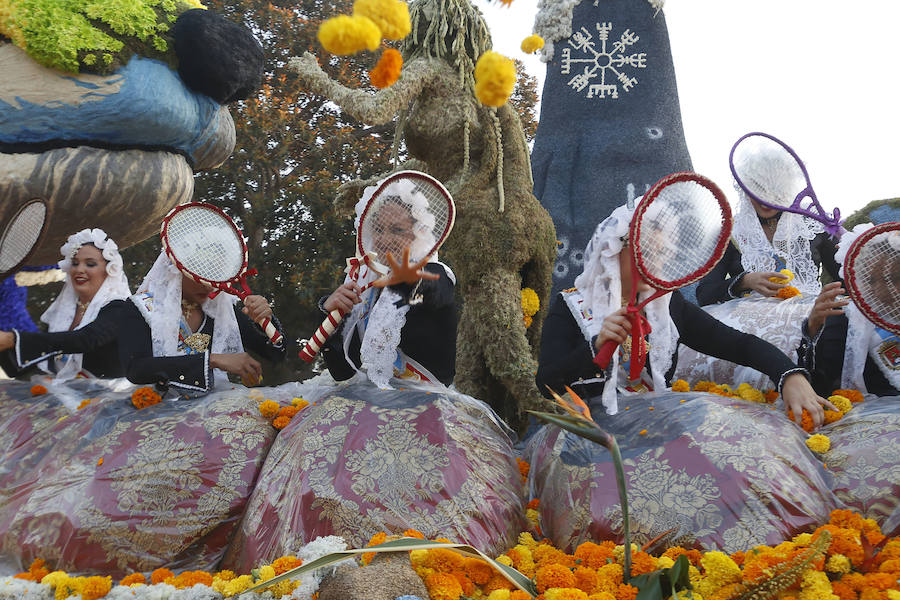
left=608, top=436, right=631, bottom=582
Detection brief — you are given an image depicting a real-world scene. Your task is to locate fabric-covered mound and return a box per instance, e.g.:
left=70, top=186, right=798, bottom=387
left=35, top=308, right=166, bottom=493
left=223, top=380, right=526, bottom=572
left=0, top=379, right=279, bottom=577
left=675, top=296, right=815, bottom=391
left=820, top=397, right=900, bottom=536
left=527, top=391, right=839, bottom=553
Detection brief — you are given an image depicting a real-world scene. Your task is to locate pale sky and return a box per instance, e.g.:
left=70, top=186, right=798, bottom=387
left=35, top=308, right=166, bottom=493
left=474, top=0, right=900, bottom=218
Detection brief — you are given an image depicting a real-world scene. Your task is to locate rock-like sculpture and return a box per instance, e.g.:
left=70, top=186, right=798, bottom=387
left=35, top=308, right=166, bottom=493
left=0, top=1, right=263, bottom=265
left=290, top=0, right=557, bottom=424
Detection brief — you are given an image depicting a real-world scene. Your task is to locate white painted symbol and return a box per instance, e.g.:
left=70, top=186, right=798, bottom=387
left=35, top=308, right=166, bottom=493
left=560, top=22, right=647, bottom=99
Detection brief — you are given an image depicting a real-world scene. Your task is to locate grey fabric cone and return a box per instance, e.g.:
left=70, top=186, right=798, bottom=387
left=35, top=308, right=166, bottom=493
left=531, top=0, right=693, bottom=295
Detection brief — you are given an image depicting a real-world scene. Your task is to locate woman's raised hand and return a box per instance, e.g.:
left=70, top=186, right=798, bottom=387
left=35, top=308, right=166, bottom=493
left=323, top=282, right=362, bottom=314
left=781, top=372, right=837, bottom=430
left=373, top=247, right=440, bottom=288
left=594, top=307, right=631, bottom=351
left=807, top=281, right=849, bottom=337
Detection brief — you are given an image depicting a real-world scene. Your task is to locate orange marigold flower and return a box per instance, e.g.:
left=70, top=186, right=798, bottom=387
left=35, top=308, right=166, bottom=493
left=824, top=410, right=844, bottom=424
left=30, top=384, right=47, bottom=396
left=369, top=48, right=403, bottom=89
left=150, top=567, right=174, bottom=584
left=861, top=572, right=896, bottom=590
left=528, top=498, right=541, bottom=510
left=14, top=558, right=49, bottom=581
left=272, top=555, right=303, bottom=575
left=776, top=286, right=801, bottom=299
left=278, top=405, right=301, bottom=419
left=596, top=562, right=624, bottom=586
left=97, top=457, right=103, bottom=466
left=857, top=590, right=885, bottom=600
left=830, top=509, right=866, bottom=532
left=484, top=573, right=515, bottom=593
left=77, top=398, right=93, bottom=410
left=536, top=563, right=576, bottom=593
left=831, top=580, right=857, bottom=600
left=511, top=592, right=533, bottom=600
left=259, top=400, right=280, bottom=418
left=589, top=593, right=617, bottom=600
left=545, top=590, right=589, bottom=600
left=788, top=408, right=815, bottom=433
left=878, top=559, right=900, bottom=573
left=730, top=550, right=746, bottom=567
left=425, top=571, right=463, bottom=600
left=214, top=570, right=236, bottom=581
left=832, top=389, right=864, bottom=403
left=450, top=570, right=475, bottom=596
left=575, top=541, right=616, bottom=569
left=173, top=570, right=213, bottom=588
left=361, top=531, right=387, bottom=565
left=120, top=573, right=146, bottom=586
left=671, top=379, right=690, bottom=392
left=629, top=551, right=657, bottom=576
left=615, top=583, right=639, bottom=600
left=661, top=547, right=702, bottom=567
left=132, top=386, right=162, bottom=410
left=425, top=548, right=466, bottom=572
left=273, top=415, right=291, bottom=429
left=81, top=575, right=112, bottom=600
left=517, top=458, right=530, bottom=481
left=464, top=557, right=493, bottom=585
left=574, top=565, right=599, bottom=593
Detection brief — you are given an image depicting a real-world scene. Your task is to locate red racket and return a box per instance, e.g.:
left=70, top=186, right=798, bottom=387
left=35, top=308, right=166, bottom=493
left=843, top=222, right=900, bottom=335
left=299, top=170, right=455, bottom=363
left=0, top=199, right=48, bottom=279
left=594, top=172, right=733, bottom=379
left=160, top=202, right=282, bottom=345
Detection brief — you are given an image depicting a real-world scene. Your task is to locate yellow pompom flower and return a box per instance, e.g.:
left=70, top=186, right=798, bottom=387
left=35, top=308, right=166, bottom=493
left=769, top=268, right=795, bottom=283
left=806, top=434, right=831, bottom=453
left=887, top=591, right=900, bottom=600
left=222, top=574, right=254, bottom=597
left=828, top=394, right=852, bottom=414
left=474, top=51, right=517, bottom=107
left=292, top=397, right=310, bottom=409
left=259, top=400, right=280, bottom=419
left=521, top=287, right=540, bottom=317
left=40, top=571, right=68, bottom=588
left=657, top=556, right=675, bottom=569
left=353, top=0, right=410, bottom=40
left=737, top=382, right=765, bottom=403
left=825, top=553, right=852, bottom=574
left=488, top=591, right=512, bottom=600
left=520, top=34, right=544, bottom=54
left=318, top=14, right=381, bottom=55
left=671, top=379, right=690, bottom=392
left=258, top=565, right=276, bottom=582
left=792, top=532, right=813, bottom=545
left=495, top=554, right=514, bottom=567
left=80, top=576, right=112, bottom=600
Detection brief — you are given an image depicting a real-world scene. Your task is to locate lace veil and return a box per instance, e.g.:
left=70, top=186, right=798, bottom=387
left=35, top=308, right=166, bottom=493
left=133, top=252, right=243, bottom=379
left=572, top=203, right=678, bottom=414
left=40, top=228, right=131, bottom=380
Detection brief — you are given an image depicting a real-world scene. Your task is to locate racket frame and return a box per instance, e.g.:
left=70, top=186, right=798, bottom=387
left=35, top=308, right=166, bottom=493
left=0, top=199, right=50, bottom=279
left=730, top=131, right=844, bottom=237
left=843, top=221, right=900, bottom=335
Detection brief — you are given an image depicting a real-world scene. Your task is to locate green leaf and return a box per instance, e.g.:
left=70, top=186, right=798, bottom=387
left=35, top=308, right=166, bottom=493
left=630, top=555, right=693, bottom=600
left=527, top=410, right=610, bottom=447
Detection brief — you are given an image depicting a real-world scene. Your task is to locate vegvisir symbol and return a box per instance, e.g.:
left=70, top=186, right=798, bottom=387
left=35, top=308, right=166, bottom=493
left=560, top=22, right=647, bottom=99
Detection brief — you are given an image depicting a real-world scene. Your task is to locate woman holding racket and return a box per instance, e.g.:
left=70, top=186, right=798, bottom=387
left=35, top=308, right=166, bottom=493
left=696, top=137, right=839, bottom=305
left=536, top=202, right=835, bottom=428
left=116, top=251, right=286, bottom=394
left=798, top=223, right=899, bottom=397
left=0, top=228, right=131, bottom=382
left=318, top=176, right=457, bottom=388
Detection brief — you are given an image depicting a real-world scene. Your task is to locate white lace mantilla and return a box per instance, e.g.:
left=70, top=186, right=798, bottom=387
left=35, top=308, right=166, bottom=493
left=358, top=288, right=410, bottom=389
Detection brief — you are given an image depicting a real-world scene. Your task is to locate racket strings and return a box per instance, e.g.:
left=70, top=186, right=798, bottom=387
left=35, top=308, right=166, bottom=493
left=637, top=181, right=729, bottom=286
left=359, top=177, right=453, bottom=267
left=851, top=233, right=900, bottom=324
left=0, top=201, right=46, bottom=272
left=733, top=136, right=807, bottom=208
left=165, top=208, right=244, bottom=281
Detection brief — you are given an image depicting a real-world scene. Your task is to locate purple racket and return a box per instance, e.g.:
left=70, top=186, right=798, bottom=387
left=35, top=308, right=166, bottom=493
left=730, top=132, right=845, bottom=238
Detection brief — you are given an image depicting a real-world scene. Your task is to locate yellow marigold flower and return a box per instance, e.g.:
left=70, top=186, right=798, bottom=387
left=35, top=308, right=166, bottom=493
left=825, top=553, right=852, bottom=574
left=369, top=48, right=403, bottom=88
left=410, top=549, right=428, bottom=567
left=526, top=508, right=540, bottom=528
left=792, top=533, right=813, bottom=545
left=737, top=382, right=765, bottom=403
left=671, top=379, right=690, bottom=392
left=259, top=400, right=280, bottom=419
left=291, top=397, right=309, bottom=409
left=222, top=574, right=254, bottom=597
left=828, top=395, right=852, bottom=414
left=769, top=268, right=795, bottom=284
left=488, top=591, right=512, bottom=600
left=656, top=556, right=675, bottom=569
left=257, top=565, right=276, bottom=582
left=518, top=531, right=538, bottom=549
left=496, top=555, right=514, bottom=566
left=214, top=570, right=236, bottom=581
left=887, top=591, right=900, bottom=600
left=521, top=287, right=540, bottom=317
left=806, top=434, right=831, bottom=453
left=41, top=571, right=68, bottom=588
left=520, top=34, right=544, bottom=54
left=590, top=593, right=617, bottom=600
left=318, top=14, right=381, bottom=56
left=474, top=51, right=516, bottom=107
left=696, top=551, right=741, bottom=597
left=268, top=579, right=298, bottom=597
left=545, top=589, right=589, bottom=600
left=353, top=0, right=410, bottom=40
left=798, top=570, right=834, bottom=600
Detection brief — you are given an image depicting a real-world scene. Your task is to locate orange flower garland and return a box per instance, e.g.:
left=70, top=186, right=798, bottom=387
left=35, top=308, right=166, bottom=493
left=131, top=386, right=161, bottom=410
left=370, top=48, right=403, bottom=88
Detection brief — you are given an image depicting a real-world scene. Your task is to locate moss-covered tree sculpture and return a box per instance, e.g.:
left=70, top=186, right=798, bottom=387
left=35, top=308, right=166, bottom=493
left=290, top=0, right=557, bottom=425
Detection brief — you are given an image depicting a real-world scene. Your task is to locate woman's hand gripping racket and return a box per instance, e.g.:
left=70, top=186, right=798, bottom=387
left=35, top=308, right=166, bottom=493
left=594, top=172, right=733, bottom=379
left=730, top=132, right=844, bottom=238
left=843, top=222, right=900, bottom=335
left=160, top=202, right=282, bottom=345
left=298, top=171, right=456, bottom=363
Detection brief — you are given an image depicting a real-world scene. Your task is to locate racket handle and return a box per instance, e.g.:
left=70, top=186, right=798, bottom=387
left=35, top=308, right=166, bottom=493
left=299, top=308, right=347, bottom=363
left=593, top=340, right=619, bottom=370
left=257, top=316, right=283, bottom=346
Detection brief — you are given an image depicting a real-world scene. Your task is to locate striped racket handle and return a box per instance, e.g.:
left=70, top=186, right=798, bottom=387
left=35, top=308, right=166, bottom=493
left=257, top=316, right=283, bottom=346
left=299, top=308, right=347, bottom=363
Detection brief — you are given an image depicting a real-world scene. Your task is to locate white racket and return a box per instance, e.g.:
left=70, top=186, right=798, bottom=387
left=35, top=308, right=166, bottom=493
left=0, top=200, right=48, bottom=279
